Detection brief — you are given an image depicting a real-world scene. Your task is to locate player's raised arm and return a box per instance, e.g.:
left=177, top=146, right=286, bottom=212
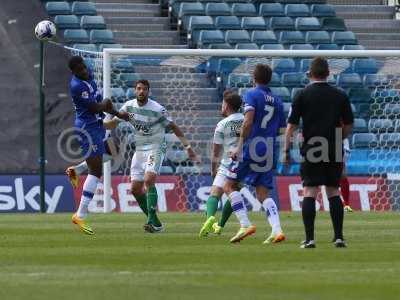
left=168, top=122, right=200, bottom=163
left=102, top=103, right=130, bottom=129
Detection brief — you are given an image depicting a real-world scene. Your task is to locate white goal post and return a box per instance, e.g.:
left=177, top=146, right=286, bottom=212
left=102, top=49, right=400, bottom=213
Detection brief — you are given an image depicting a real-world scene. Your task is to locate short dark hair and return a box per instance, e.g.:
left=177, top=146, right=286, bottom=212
left=253, top=64, right=272, bottom=85
left=68, top=56, right=84, bottom=71
left=135, top=79, right=150, bottom=89
left=223, top=90, right=242, bottom=112
left=310, top=57, right=329, bottom=79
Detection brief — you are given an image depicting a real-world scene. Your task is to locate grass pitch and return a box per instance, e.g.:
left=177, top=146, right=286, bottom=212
left=0, top=212, right=399, bottom=300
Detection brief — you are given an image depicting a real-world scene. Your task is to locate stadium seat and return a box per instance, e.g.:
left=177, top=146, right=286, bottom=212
left=81, top=16, right=106, bottom=30
left=231, top=3, right=257, bottom=17
left=217, top=58, right=242, bottom=75
left=54, top=15, right=80, bottom=29
left=369, top=118, right=394, bottom=133
left=99, top=44, right=122, bottom=51
left=282, top=72, right=308, bottom=87
left=64, top=29, right=89, bottom=43
left=119, top=73, right=141, bottom=87
left=90, top=29, right=114, bottom=44
left=285, top=4, right=310, bottom=17
left=352, top=58, right=379, bottom=75
left=259, top=3, right=285, bottom=17
left=384, top=104, right=400, bottom=118
left=271, top=58, right=296, bottom=74
left=270, top=17, right=295, bottom=30
left=71, top=1, right=97, bottom=15
left=305, top=31, right=331, bottom=44
left=310, top=4, right=336, bottom=17
left=227, top=73, right=252, bottom=88
left=241, top=17, right=267, bottom=30
left=179, top=2, right=204, bottom=18
left=72, top=43, right=97, bottom=52
left=328, top=58, right=351, bottom=73
left=342, top=45, right=365, bottom=50
left=271, top=87, right=291, bottom=102
left=348, top=88, right=371, bottom=103
left=198, top=30, right=225, bottom=45
left=352, top=133, right=378, bottom=148
left=316, top=44, right=339, bottom=50
left=207, top=43, right=232, bottom=49
left=321, top=18, right=346, bottom=31
left=303, top=0, right=327, bottom=3
left=261, top=44, right=284, bottom=50
left=225, top=30, right=251, bottom=44
left=205, top=3, right=230, bottom=16
left=290, top=44, right=314, bottom=50
left=46, top=2, right=71, bottom=15
left=215, top=16, right=241, bottom=30
left=337, top=73, right=362, bottom=88
left=235, top=43, right=259, bottom=50
left=251, top=31, right=277, bottom=44
left=279, top=31, right=305, bottom=44
left=300, top=59, right=312, bottom=72
left=270, top=72, right=281, bottom=87
left=295, top=17, right=321, bottom=31
left=364, top=74, right=390, bottom=88
left=332, top=31, right=357, bottom=45
left=353, top=118, right=368, bottom=133
left=188, top=16, right=215, bottom=32
left=380, top=133, right=400, bottom=147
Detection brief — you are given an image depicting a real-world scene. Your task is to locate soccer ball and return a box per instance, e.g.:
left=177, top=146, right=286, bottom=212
left=34, top=20, right=56, bottom=41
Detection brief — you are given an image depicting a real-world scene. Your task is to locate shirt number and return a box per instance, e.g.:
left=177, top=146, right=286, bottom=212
left=261, top=105, right=275, bottom=129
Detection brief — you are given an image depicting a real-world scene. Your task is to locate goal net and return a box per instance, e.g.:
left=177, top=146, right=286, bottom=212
left=72, top=48, right=400, bottom=212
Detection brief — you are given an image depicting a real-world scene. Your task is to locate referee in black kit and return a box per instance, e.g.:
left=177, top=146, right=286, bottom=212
left=283, top=57, right=354, bottom=249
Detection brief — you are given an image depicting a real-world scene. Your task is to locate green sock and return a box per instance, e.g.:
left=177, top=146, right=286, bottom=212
left=219, top=200, right=233, bottom=227
left=206, top=195, right=220, bottom=218
left=135, top=194, right=148, bottom=216
left=146, top=186, right=161, bottom=226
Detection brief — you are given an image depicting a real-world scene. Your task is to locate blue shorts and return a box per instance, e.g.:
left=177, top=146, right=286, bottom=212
left=77, top=124, right=106, bottom=158
left=226, top=159, right=274, bottom=189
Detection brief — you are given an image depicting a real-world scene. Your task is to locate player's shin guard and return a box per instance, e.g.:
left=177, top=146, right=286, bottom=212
left=262, top=198, right=282, bottom=234
left=229, top=191, right=251, bottom=227
left=329, top=196, right=344, bottom=240
left=340, top=177, right=350, bottom=206
left=302, top=197, right=316, bottom=242
left=219, top=200, right=233, bottom=227
left=77, top=174, right=99, bottom=219
left=146, top=186, right=161, bottom=226
left=206, top=195, right=220, bottom=218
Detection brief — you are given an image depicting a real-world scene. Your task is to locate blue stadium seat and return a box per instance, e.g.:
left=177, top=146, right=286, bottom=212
left=310, top=4, right=336, bottom=17
left=231, top=3, right=257, bottom=17
left=372, top=89, right=400, bottom=101
left=321, top=17, right=346, bottom=31
left=272, top=58, right=296, bottom=74
left=235, top=43, right=259, bottom=49
left=282, top=72, right=308, bottom=87
left=380, top=133, right=400, bottom=147
left=251, top=31, right=277, bottom=44
left=90, top=29, right=114, bottom=44
left=348, top=88, right=371, bottom=103
left=279, top=31, right=305, bottom=44
left=270, top=17, right=295, bottom=30
left=300, top=59, right=312, bottom=72
left=241, top=17, right=267, bottom=30
left=99, top=44, right=122, bottom=51
left=305, top=30, right=330, bottom=44
left=337, top=73, right=362, bottom=88
left=72, top=43, right=97, bottom=52
left=71, top=1, right=97, bottom=15
left=342, top=45, right=365, bottom=50
left=270, top=72, right=281, bottom=87
left=119, top=73, right=141, bottom=87
left=364, top=74, right=390, bottom=88
left=271, top=87, right=291, bottom=102
left=179, top=2, right=204, bottom=18
left=199, top=30, right=225, bottom=46
left=369, top=119, right=394, bottom=133
left=352, top=133, right=378, bottom=148
left=290, top=44, right=314, bottom=50
left=316, top=44, right=339, bottom=50
left=205, top=3, right=230, bottom=16
left=217, top=58, right=242, bottom=75
left=261, top=44, right=284, bottom=50
left=285, top=4, right=310, bottom=17
left=81, top=16, right=106, bottom=30
left=54, top=15, right=80, bottom=29
left=215, top=16, right=241, bottom=30
left=352, top=58, right=379, bottom=75
left=384, top=104, right=400, bottom=118
left=328, top=58, right=351, bottom=73
left=207, top=43, right=232, bottom=49
left=225, top=30, right=251, bottom=44
left=188, top=16, right=215, bottom=32
left=303, top=0, right=327, bottom=3
left=353, top=118, right=368, bottom=133
left=46, top=2, right=70, bottom=15
left=295, top=17, right=321, bottom=31
left=64, top=29, right=89, bottom=43
left=227, top=73, right=252, bottom=88
left=259, top=3, right=285, bottom=17
left=332, top=31, right=357, bottom=45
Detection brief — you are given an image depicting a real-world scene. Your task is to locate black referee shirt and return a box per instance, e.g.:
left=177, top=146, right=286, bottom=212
left=288, top=82, right=354, bottom=161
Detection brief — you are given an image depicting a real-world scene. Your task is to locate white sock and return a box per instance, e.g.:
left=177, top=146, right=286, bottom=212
left=77, top=174, right=99, bottom=219
left=74, top=155, right=112, bottom=175
left=262, top=198, right=282, bottom=235
left=229, top=191, right=251, bottom=228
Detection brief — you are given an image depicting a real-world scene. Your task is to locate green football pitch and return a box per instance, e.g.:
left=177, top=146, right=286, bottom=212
left=0, top=212, right=399, bottom=300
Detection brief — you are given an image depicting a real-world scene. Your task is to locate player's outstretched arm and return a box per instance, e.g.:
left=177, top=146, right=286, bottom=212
left=168, top=122, right=200, bottom=163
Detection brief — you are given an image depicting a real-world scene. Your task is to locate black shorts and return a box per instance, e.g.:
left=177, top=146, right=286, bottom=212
left=300, top=161, right=343, bottom=187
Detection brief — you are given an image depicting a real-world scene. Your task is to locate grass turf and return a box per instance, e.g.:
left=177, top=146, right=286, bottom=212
left=0, top=212, right=399, bottom=300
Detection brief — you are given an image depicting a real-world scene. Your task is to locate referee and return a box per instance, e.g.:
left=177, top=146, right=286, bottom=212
left=284, top=57, right=354, bottom=249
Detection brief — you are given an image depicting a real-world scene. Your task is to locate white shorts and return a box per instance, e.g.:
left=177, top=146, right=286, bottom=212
left=130, top=146, right=166, bottom=181
left=212, top=165, right=229, bottom=189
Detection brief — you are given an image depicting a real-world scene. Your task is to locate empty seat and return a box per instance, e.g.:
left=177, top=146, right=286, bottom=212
left=225, top=30, right=251, bottom=44
left=285, top=4, right=310, bottom=17
left=352, top=133, right=378, bottom=148
left=295, top=17, right=321, bottom=31
left=259, top=3, right=285, bottom=17
left=270, top=72, right=281, bottom=87
left=364, top=74, right=390, bottom=87
left=46, top=2, right=70, bottom=15
left=337, top=73, right=362, bottom=88
left=231, top=3, right=257, bottom=17
left=228, top=73, right=252, bottom=88
left=99, top=43, right=122, bottom=51
left=380, top=133, right=400, bottom=147
left=353, top=118, right=368, bottom=133
left=332, top=31, right=357, bottom=45
left=305, top=30, right=330, bottom=44
left=241, top=17, right=266, bottom=30
left=235, top=43, right=259, bottom=49
left=352, top=58, right=379, bottom=75
left=368, top=119, right=394, bottom=133
left=322, top=17, right=346, bottom=31
left=272, top=58, right=296, bottom=74
left=64, top=29, right=89, bottom=43
left=271, top=87, right=291, bottom=102
left=282, top=72, right=308, bottom=87
left=300, top=59, right=312, bottom=72
left=217, top=58, right=242, bottom=75
left=205, top=3, right=230, bottom=16
left=279, top=31, right=305, bottom=44
left=261, top=44, right=284, bottom=50
left=71, top=1, right=96, bottom=15
left=303, top=0, right=327, bottom=3
left=310, top=4, right=336, bottom=17
left=90, top=30, right=114, bottom=44
left=179, top=2, right=204, bottom=17
left=54, top=15, right=80, bottom=29
left=215, top=16, right=241, bottom=30
left=290, top=44, right=314, bottom=50
left=384, top=104, right=400, bottom=117
left=207, top=43, right=232, bottom=49
left=348, top=88, right=371, bottom=103
left=72, top=43, right=97, bottom=52
left=188, top=16, right=214, bottom=32
left=199, top=30, right=225, bottom=45
left=251, top=31, right=277, bottom=44
left=81, top=16, right=106, bottom=30
left=342, top=45, right=365, bottom=50
left=316, top=44, right=339, bottom=50
left=270, top=17, right=295, bottom=30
